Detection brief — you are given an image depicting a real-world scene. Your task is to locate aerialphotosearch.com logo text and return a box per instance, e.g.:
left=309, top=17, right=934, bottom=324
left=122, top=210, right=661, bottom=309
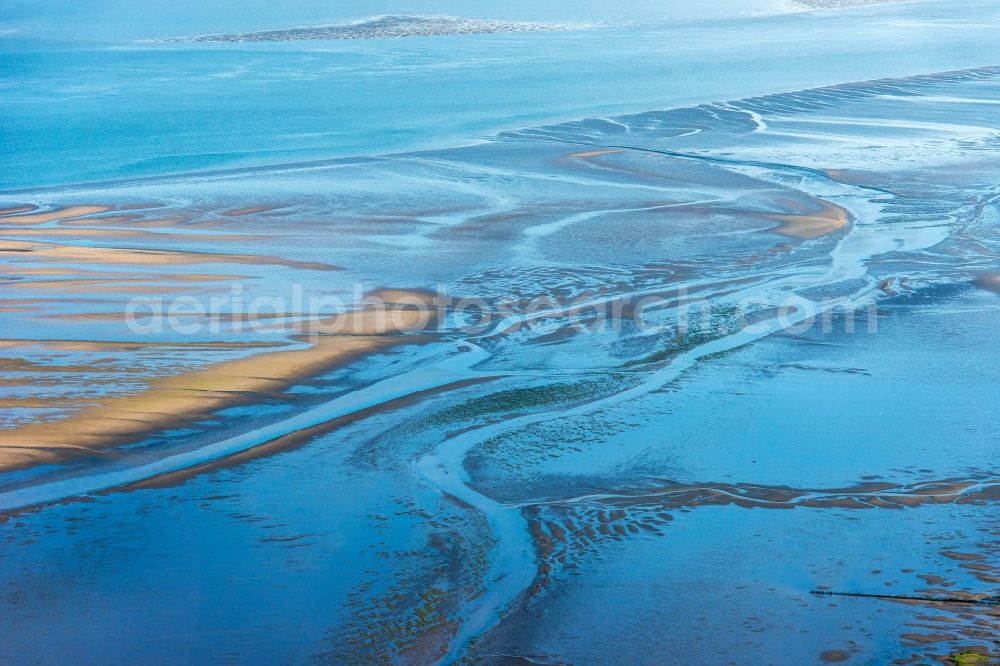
left=125, top=282, right=878, bottom=339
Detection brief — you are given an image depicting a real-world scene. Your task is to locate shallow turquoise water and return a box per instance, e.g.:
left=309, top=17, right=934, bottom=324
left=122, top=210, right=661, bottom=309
left=3, top=0, right=1000, bottom=190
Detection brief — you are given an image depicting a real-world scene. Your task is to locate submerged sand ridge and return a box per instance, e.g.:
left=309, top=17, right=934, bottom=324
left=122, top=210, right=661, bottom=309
left=0, top=289, right=440, bottom=470
left=0, top=127, right=957, bottom=485
left=763, top=198, right=851, bottom=240
left=0, top=202, right=442, bottom=471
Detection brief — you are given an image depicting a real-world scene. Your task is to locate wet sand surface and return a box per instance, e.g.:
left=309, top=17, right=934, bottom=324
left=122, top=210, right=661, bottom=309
left=2, top=66, right=1000, bottom=664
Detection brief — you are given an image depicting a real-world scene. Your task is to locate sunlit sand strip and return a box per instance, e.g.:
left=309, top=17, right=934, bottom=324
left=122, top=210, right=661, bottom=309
left=975, top=272, right=1000, bottom=295
left=0, top=205, right=111, bottom=225
left=4, top=280, right=211, bottom=294
left=567, top=149, right=624, bottom=159
left=0, top=206, right=111, bottom=224
left=59, top=215, right=208, bottom=229
left=39, top=310, right=309, bottom=323
left=0, top=227, right=265, bottom=241
left=116, top=203, right=164, bottom=211
left=0, top=335, right=485, bottom=512
left=0, top=206, right=37, bottom=216
left=0, top=239, right=340, bottom=270
left=58, top=215, right=141, bottom=226
left=0, top=337, right=382, bottom=464
left=0, top=339, right=285, bottom=352
left=5, top=267, right=248, bottom=282
left=3, top=203, right=285, bottom=230
left=763, top=199, right=850, bottom=240
left=63, top=216, right=180, bottom=228
left=0, top=290, right=439, bottom=472
left=223, top=205, right=287, bottom=216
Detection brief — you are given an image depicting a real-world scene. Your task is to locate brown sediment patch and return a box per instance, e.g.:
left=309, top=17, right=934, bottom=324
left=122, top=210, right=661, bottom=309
left=0, top=227, right=266, bottom=242
left=762, top=198, right=850, bottom=240
left=0, top=398, right=79, bottom=409
left=0, top=358, right=119, bottom=374
left=820, top=650, right=851, bottom=663
left=0, top=205, right=111, bottom=225
left=0, top=240, right=340, bottom=271
left=0, top=339, right=286, bottom=352
left=0, top=334, right=394, bottom=469
left=58, top=214, right=228, bottom=229
left=913, top=589, right=988, bottom=602
left=527, top=475, right=1000, bottom=588
left=2, top=266, right=130, bottom=277
left=121, top=217, right=190, bottom=229
left=117, top=203, right=164, bottom=211
left=4, top=279, right=215, bottom=294
left=5, top=267, right=248, bottom=282
left=366, top=288, right=437, bottom=305
left=41, top=310, right=308, bottom=324
left=0, top=376, right=126, bottom=388
left=941, top=552, right=987, bottom=563
left=0, top=205, right=38, bottom=216
left=919, top=575, right=955, bottom=587
left=910, top=481, right=982, bottom=496
left=818, top=587, right=999, bottom=664
left=974, top=273, right=1000, bottom=295
left=287, top=288, right=446, bottom=336
left=0, top=300, right=42, bottom=313
left=0, top=290, right=439, bottom=470
left=172, top=218, right=240, bottom=229
left=568, top=149, right=624, bottom=159
left=917, top=615, right=961, bottom=623
left=223, top=205, right=287, bottom=216
left=824, top=169, right=900, bottom=194
left=901, top=633, right=960, bottom=645
left=55, top=215, right=191, bottom=229
left=960, top=563, right=995, bottom=572
left=58, top=214, right=141, bottom=226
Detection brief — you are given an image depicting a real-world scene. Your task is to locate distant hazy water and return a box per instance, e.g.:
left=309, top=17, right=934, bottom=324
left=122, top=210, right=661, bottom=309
left=2, top=0, right=1000, bottom=191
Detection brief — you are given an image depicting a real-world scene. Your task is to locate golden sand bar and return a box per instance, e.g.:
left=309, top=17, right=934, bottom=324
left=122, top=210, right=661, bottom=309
left=763, top=199, right=850, bottom=240
left=568, top=149, right=625, bottom=159
left=0, top=205, right=112, bottom=225
left=0, top=290, right=438, bottom=470
left=0, top=339, right=287, bottom=352
left=0, top=228, right=265, bottom=243
left=975, top=273, right=1000, bottom=294
left=6, top=266, right=247, bottom=282
left=0, top=206, right=38, bottom=216
left=0, top=239, right=339, bottom=271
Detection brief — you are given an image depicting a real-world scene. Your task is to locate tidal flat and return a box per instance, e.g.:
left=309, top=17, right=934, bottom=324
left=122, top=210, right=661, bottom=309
left=2, top=1, right=1000, bottom=664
